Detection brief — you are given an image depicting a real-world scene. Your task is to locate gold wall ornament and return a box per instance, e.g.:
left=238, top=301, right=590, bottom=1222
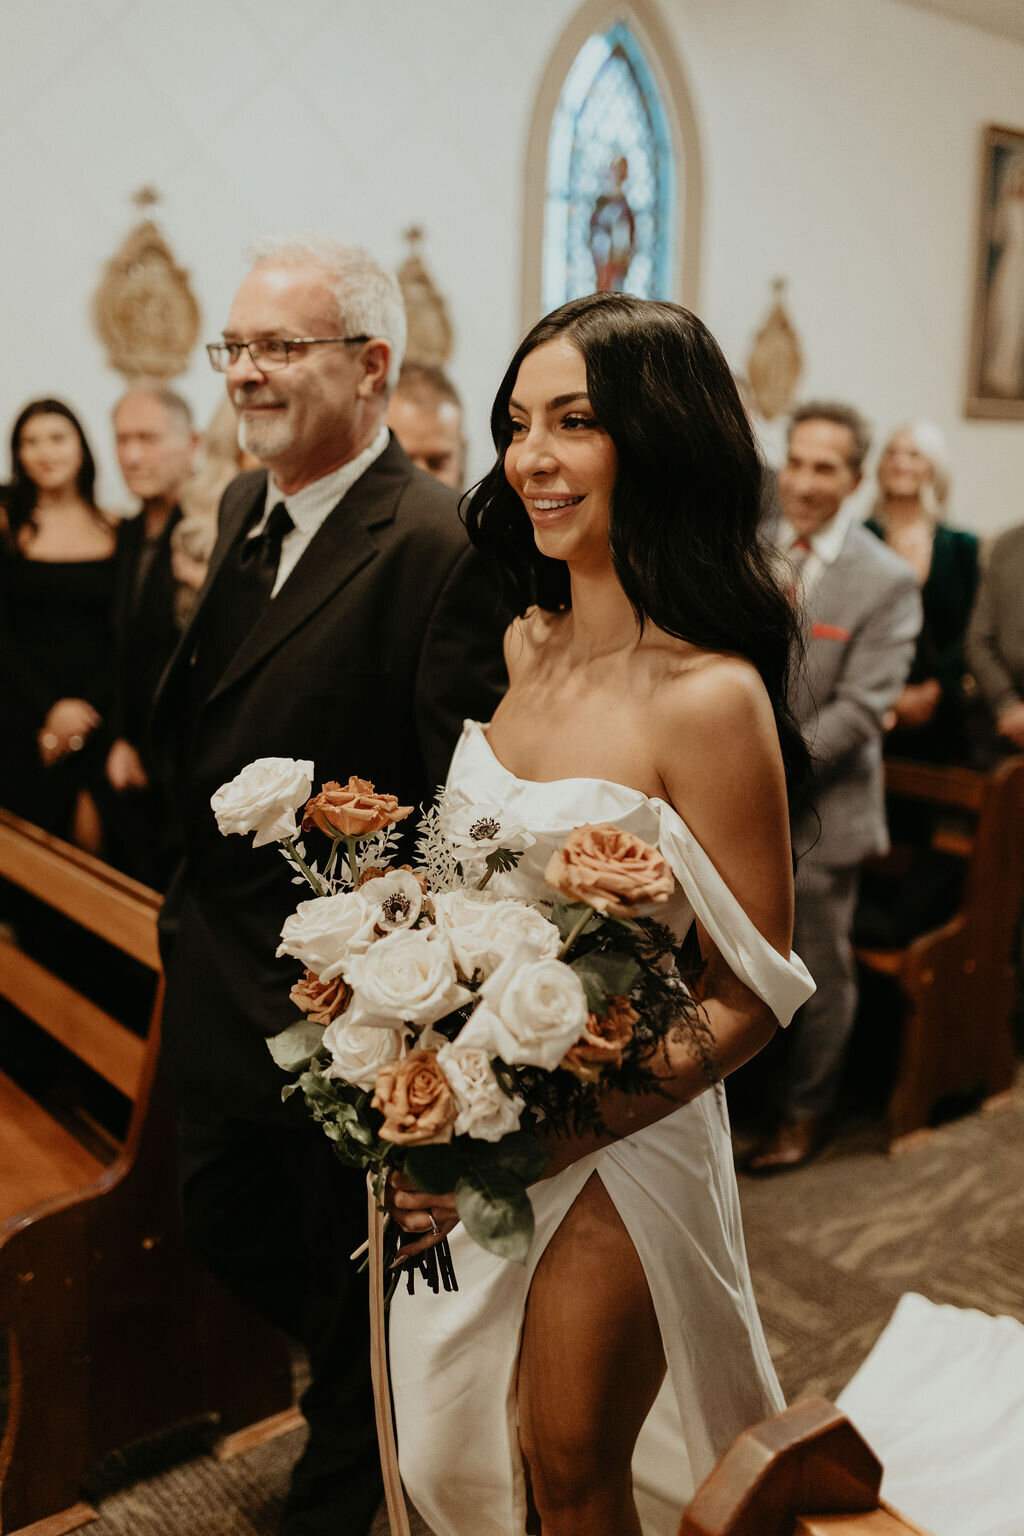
left=397, top=226, right=453, bottom=367
left=747, top=278, right=803, bottom=420
left=92, top=192, right=200, bottom=380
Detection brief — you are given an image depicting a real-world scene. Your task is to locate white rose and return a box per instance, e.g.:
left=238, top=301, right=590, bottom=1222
left=211, top=757, right=315, bottom=847
left=342, top=928, right=472, bottom=1029
left=458, top=941, right=589, bottom=1070
left=360, top=869, right=424, bottom=932
left=441, top=800, right=536, bottom=859
left=433, top=891, right=560, bottom=979
left=277, top=891, right=376, bottom=981
left=437, top=1042, right=524, bottom=1141
left=322, top=1017, right=408, bottom=1091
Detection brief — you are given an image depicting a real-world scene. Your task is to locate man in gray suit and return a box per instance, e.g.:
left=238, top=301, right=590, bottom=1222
left=749, top=402, right=922, bottom=1170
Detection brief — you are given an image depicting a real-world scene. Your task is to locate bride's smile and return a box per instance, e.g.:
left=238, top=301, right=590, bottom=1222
left=504, top=336, right=617, bottom=560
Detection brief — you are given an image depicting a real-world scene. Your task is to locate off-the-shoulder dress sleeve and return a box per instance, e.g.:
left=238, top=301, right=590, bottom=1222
left=655, top=799, right=814, bottom=1027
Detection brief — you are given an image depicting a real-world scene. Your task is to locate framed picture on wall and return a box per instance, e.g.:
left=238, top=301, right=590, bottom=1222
left=967, top=124, right=1024, bottom=420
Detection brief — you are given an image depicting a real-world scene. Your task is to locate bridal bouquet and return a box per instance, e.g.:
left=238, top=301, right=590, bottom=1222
left=212, top=758, right=712, bottom=1273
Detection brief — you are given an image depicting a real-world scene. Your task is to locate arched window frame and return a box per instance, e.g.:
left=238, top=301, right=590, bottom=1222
left=522, top=0, right=702, bottom=329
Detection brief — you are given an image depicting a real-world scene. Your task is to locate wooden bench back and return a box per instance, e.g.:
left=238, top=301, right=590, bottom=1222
left=0, top=813, right=298, bottom=1534
left=0, top=807, right=161, bottom=1105
left=678, top=1397, right=932, bottom=1536
left=857, top=756, right=1024, bottom=1142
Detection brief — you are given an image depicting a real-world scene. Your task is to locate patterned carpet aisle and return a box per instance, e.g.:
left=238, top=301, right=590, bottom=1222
left=36, top=1076, right=1024, bottom=1536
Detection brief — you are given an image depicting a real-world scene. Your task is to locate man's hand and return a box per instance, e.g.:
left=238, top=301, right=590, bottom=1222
left=39, top=697, right=100, bottom=766
left=106, top=737, right=149, bottom=790
left=892, top=678, right=941, bottom=729
left=996, top=701, right=1024, bottom=750
left=384, top=1169, right=459, bottom=1265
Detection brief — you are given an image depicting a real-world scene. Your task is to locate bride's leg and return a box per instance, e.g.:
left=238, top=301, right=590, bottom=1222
left=517, top=1172, right=666, bottom=1536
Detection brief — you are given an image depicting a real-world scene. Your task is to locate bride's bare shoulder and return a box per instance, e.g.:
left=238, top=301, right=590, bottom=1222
left=503, top=607, right=568, bottom=675
left=656, top=648, right=777, bottom=746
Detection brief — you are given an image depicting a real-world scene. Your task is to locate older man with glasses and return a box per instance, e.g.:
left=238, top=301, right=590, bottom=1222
left=151, top=235, right=506, bottom=1536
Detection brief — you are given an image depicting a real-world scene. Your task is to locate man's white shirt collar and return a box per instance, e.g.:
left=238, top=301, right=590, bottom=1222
left=778, top=498, right=858, bottom=566
left=251, top=425, right=390, bottom=597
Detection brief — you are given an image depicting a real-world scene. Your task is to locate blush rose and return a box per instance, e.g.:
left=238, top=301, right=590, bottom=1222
left=289, top=968, right=352, bottom=1025
left=545, top=822, right=674, bottom=917
left=303, top=776, right=413, bottom=838
left=561, top=995, right=640, bottom=1083
left=372, top=1049, right=456, bottom=1145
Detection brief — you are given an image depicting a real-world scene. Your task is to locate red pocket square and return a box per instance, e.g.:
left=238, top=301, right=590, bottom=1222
left=812, top=622, right=851, bottom=642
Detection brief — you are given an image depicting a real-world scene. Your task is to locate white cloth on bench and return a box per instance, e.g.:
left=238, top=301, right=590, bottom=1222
left=837, top=1291, right=1024, bottom=1536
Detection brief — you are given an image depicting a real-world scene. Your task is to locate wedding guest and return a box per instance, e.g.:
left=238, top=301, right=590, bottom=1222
left=966, top=518, right=1024, bottom=753
left=104, top=386, right=197, bottom=886
left=150, top=235, right=506, bottom=1536
left=385, top=361, right=464, bottom=489
left=171, top=397, right=261, bottom=629
left=865, top=421, right=979, bottom=762
left=0, top=399, right=116, bottom=850
left=749, top=402, right=921, bottom=1171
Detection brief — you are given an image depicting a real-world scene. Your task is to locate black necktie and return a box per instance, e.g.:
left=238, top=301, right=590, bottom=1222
left=238, top=500, right=294, bottom=600
left=190, top=500, right=293, bottom=699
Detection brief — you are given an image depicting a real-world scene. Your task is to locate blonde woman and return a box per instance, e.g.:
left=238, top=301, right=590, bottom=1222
left=866, top=421, right=978, bottom=761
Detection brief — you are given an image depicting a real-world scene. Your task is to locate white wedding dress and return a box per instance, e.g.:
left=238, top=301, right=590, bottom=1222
left=388, top=721, right=815, bottom=1535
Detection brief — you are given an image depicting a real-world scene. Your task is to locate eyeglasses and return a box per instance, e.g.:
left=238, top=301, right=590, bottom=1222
left=206, top=336, right=372, bottom=372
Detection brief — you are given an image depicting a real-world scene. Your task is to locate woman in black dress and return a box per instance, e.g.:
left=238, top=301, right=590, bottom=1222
left=0, top=399, right=117, bottom=848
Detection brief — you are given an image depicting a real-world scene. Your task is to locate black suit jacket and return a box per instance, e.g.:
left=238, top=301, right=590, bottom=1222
left=112, top=505, right=183, bottom=767
left=152, top=436, right=508, bottom=1121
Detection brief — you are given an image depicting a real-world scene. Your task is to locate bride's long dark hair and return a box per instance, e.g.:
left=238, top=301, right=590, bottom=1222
left=463, top=292, right=810, bottom=816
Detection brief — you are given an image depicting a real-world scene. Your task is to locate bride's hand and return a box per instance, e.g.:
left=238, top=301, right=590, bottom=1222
left=386, top=1169, right=459, bottom=1264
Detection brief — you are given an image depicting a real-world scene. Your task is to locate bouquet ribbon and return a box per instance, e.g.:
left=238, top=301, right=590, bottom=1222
left=367, top=1178, right=410, bottom=1536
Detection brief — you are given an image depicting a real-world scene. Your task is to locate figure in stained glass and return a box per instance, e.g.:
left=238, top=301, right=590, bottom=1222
left=543, top=24, right=675, bottom=310
left=589, top=154, right=637, bottom=292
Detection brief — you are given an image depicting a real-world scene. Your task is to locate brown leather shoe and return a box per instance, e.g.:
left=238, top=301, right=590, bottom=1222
left=745, top=1116, right=825, bottom=1174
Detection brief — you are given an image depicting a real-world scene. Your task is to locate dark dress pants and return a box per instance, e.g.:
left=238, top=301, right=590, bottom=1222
left=177, top=1110, right=382, bottom=1536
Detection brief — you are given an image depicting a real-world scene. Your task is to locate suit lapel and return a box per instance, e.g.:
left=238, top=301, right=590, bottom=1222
left=204, top=440, right=407, bottom=704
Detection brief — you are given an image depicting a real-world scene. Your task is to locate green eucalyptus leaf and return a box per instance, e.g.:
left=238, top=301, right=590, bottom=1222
left=267, top=1020, right=325, bottom=1072
left=549, top=898, right=591, bottom=940
left=570, top=952, right=643, bottom=1014
left=404, top=1142, right=467, bottom=1194
left=469, top=1130, right=549, bottom=1183
left=455, top=1172, right=534, bottom=1264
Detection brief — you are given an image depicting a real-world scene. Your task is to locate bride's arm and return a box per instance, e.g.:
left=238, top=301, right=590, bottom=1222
left=540, top=657, right=795, bottom=1177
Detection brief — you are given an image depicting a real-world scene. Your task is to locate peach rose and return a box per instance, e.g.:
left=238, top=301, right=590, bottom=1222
left=561, top=995, right=640, bottom=1083
left=544, top=823, right=674, bottom=917
left=302, top=777, right=413, bottom=838
left=372, top=1049, right=457, bottom=1146
left=289, top=968, right=352, bottom=1025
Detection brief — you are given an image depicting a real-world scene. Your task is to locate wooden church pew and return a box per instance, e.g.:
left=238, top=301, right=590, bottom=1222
left=0, top=809, right=299, bottom=1535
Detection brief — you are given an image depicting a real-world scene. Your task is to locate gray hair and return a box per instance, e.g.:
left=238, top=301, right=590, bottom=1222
left=245, top=233, right=406, bottom=393
left=788, top=400, right=871, bottom=472
left=113, top=383, right=194, bottom=432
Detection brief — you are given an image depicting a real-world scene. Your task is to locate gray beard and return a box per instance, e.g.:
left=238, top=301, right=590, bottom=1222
left=238, top=411, right=293, bottom=462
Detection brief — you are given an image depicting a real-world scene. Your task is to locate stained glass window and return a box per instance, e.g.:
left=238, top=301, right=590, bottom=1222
left=543, top=23, right=675, bottom=310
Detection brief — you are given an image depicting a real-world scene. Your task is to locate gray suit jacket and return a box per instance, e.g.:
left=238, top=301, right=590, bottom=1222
left=788, top=518, right=922, bottom=868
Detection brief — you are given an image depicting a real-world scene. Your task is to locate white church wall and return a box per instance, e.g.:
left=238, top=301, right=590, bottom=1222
left=1, top=0, right=1023, bottom=532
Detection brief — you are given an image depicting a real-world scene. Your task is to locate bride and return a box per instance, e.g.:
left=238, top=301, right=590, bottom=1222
left=386, top=292, right=815, bottom=1536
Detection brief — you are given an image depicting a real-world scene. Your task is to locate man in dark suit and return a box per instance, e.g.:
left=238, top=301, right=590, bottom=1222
left=152, top=236, right=506, bottom=1536
left=749, top=402, right=921, bottom=1171
left=105, top=386, right=197, bottom=887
